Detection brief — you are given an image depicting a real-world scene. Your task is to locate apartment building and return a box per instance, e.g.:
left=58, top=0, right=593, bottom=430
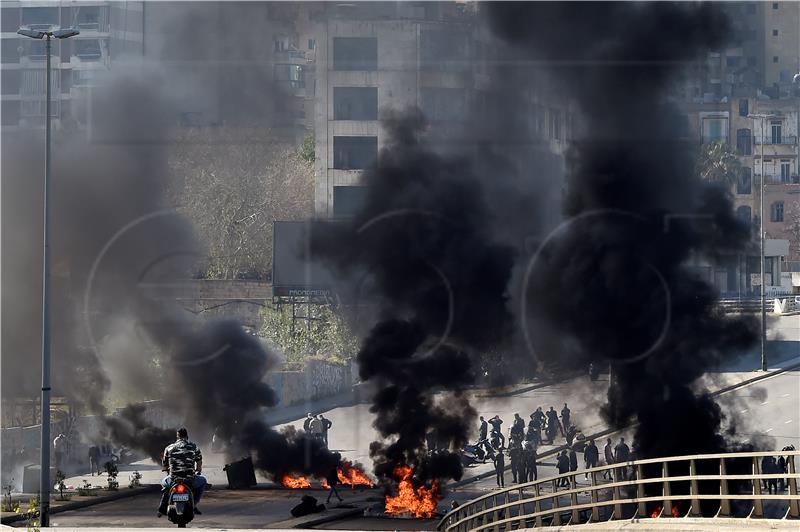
left=312, top=2, right=573, bottom=220
left=1, top=1, right=144, bottom=132
left=685, top=96, right=799, bottom=293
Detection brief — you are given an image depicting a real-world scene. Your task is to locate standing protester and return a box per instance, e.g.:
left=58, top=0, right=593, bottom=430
left=303, top=413, right=314, bottom=432
left=53, top=433, right=67, bottom=471
left=88, top=444, right=101, bottom=476
left=777, top=455, right=787, bottom=492
left=532, top=407, right=545, bottom=443
left=560, top=403, right=571, bottom=434
left=545, top=408, right=559, bottom=444
left=320, top=415, right=332, bottom=447
left=511, top=414, right=525, bottom=443
left=526, top=414, right=540, bottom=445
left=326, top=464, right=343, bottom=503
left=603, top=438, right=615, bottom=480
left=478, top=416, right=488, bottom=441
left=614, top=437, right=630, bottom=481
left=524, top=442, right=538, bottom=482
left=494, top=449, right=506, bottom=487
left=488, top=415, right=504, bottom=435
left=583, top=439, right=599, bottom=479
left=310, top=415, right=323, bottom=442
left=568, top=446, right=579, bottom=473
left=556, top=450, right=570, bottom=487
left=765, top=456, right=778, bottom=494
left=509, top=440, right=522, bottom=483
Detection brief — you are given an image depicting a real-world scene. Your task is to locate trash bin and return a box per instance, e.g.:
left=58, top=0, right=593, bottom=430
left=223, top=456, right=257, bottom=489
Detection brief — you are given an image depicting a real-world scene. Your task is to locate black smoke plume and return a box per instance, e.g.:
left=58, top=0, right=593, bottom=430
left=105, top=404, right=175, bottom=463
left=311, top=110, right=516, bottom=484
left=487, top=1, right=757, bottom=460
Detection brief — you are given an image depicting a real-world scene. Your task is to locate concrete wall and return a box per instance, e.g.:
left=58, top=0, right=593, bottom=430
left=268, top=358, right=352, bottom=407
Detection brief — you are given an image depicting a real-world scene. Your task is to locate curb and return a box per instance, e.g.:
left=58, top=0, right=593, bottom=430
left=0, top=485, right=159, bottom=525
left=450, top=360, right=800, bottom=490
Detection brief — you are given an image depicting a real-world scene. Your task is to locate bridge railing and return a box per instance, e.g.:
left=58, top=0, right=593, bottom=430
left=438, top=449, right=800, bottom=532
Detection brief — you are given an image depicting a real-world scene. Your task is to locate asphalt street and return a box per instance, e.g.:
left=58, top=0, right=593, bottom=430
left=42, top=359, right=798, bottom=528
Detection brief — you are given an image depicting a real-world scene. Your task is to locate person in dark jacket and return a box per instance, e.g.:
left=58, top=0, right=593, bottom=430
left=326, top=465, right=343, bottom=503
left=488, top=415, right=503, bottom=434
left=509, top=441, right=522, bottom=483
left=494, top=450, right=505, bottom=487
left=560, top=403, right=571, bottom=434
left=303, top=413, right=313, bottom=432
left=614, top=437, right=630, bottom=481
left=526, top=415, right=540, bottom=445
left=511, top=414, right=525, bottom=442
left=88, top=444, right=101, bottom=476
left=583, top=439, right=599, bottom=479
left=556, top=450, right=570, bottom=487
left=777, top=455, right=787, bottom=492
left=568, top=446, right=578, bottom=473
left=524, top=442, right=537, bottom=482
left=320, top=415, right=333, bottom=447
left=478, top=416, right=488, bottom=441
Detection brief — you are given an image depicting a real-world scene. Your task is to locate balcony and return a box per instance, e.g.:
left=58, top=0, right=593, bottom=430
left=754, top=135, right=797, bottom=146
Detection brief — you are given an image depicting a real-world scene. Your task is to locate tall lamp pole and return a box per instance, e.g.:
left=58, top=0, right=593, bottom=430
left=748, top=113, right=776, bottom=372
left=17, top=25, right=79, bottom=528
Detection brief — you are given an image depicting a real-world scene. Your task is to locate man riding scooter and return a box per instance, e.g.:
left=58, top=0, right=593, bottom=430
left=158, top=428, right=207, bottom=517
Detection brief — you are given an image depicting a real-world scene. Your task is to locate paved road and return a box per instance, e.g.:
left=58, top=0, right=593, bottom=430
left=45, top=365, right=798, bottom=528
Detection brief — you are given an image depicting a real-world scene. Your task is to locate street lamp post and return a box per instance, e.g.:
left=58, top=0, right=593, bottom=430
left=748, top=113, right=776, bottom=372
left=17, top=25, right=79, bottom=528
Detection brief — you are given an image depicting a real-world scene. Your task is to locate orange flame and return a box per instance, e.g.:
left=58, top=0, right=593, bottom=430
left=650, top=506, right=662, bottom=518
left=281, top=474, right=311, bottom=489
left=384, top=465, right=441, bottom=518
left=672, top=505, right=680, bottom=517
left=338, top=460, right=375, bottom=487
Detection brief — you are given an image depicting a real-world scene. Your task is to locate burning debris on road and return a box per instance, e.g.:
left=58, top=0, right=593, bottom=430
left=384, top=465, right=442, bottom=519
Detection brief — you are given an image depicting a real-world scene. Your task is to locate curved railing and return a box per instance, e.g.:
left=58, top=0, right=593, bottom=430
left=439, top=449, right=800, bottom=531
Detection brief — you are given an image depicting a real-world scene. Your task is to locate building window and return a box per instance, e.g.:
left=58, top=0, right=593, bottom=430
left=274, top=64, right=304, bottom=89
left=26, top=41, right=48, bottom=61
left=771, top=201, right=784, bottom=222
left=333, top=87, right=378, bottom=120
left=780, top=160, right=791, bottom=183
left=420, top=88, right=466, bottom=122
left=21, top=7, right=58, bottom=29
left=333, top=136, right=377, bottom=169
left=76, top=6, right=104, bottom=31
left=703, top=117, right=728, bottom=144
left=773, top=56, right=779, bottom=63
left=726, top=56, right=741, bottom=68
left=737, top=167, right=752, bottom=194
left=773, top=29, right=779, bottom=36
left=747, top=56, right=757, bottom=67
left=772, top=2, right=779, bottom=9
left=421, top=29, right=468, bottom=72
left=332, top=186, right=368, bottom=218
left=739, top=99, right=749, bottom=117
left=308, top=39, right=316, bottom=50
left=771, top=121, right=782, bottom=144
left=333, top=37, right=377, bottom=71
left=736, top=205, right=752, bottom=224
left=74, top=40, right=102, bottom=61
left=736, top=128, right=752, bottom=155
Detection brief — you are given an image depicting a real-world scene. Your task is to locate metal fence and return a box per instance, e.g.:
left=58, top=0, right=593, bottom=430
left=438, top=449, right=800, bottom=532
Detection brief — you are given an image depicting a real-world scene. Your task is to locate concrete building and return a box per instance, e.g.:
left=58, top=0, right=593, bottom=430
left=1, top=1, right=144, bottom=132
left=312, top=2, right=572, bottom=220
left=684, top=96, right=799, bottom=294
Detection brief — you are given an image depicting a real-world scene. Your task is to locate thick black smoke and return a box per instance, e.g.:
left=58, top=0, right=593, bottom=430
left=105, top=404, right=175, bottom=463
left=487, top=2, right=758, bottom=459
left=311, top=110, right=516, bottom=483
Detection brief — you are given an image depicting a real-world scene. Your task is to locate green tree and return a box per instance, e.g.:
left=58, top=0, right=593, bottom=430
left=258, top=304, right=358, bottom=368
left=697, top=141, right=742, bottom=187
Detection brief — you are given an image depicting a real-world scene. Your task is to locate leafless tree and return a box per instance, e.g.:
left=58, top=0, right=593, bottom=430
left=167, top=127, right=314, bottom=279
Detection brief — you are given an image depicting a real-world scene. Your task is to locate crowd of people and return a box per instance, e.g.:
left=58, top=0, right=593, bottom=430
left=760, top=447, right=795, bottom=494
left=476, top=405, right=648, bottom=489
left=302, top=413, right=333, bottom=447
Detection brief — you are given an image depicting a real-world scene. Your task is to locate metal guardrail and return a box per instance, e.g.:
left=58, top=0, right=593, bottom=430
left=438, top=450, right=800, bottom=531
